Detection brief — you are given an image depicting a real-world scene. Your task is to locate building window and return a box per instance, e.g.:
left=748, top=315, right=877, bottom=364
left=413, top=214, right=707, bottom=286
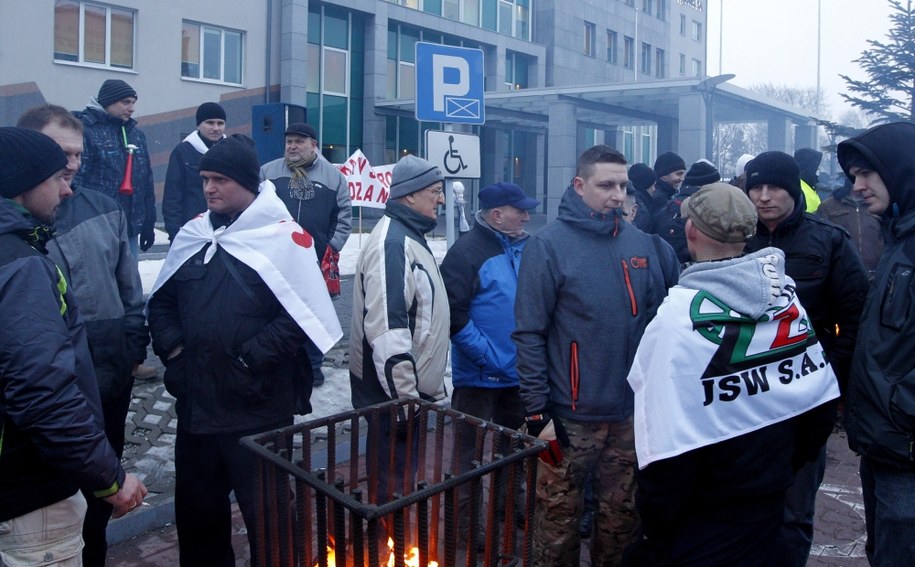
left=692, top=20, right=703, bottom=41
left=54, top=0, right=135, bottom=69
left=462, top=0, right=480, bottom=25
left=443, top=0, right=460, bottom=19
left=692, top=58, right=702, bottom=77
left=499, top=0, right=512, bottom=35
left=607, top=30, right=618, bottom=64
left=182, top=22, right=244, bottom=84
left=624, top=0, right=635, bottom=6
left=515, top=0, right=530, bottom=40
left=679, top=53, right=686, bottom=75
left=505, top=51, right=529, bottom=90
left=623, top=36, right=634, bottom=69
left=640, top=42, right=651, bottom=75
left=584, top=21, right=596, bottom=57
left=657, top=0, right=666, bottom=21
left=655, top=48, right=665, bottom=78
left=679, top=14, right=686, bottom=35
left=642, top=0, right=652, bottom=16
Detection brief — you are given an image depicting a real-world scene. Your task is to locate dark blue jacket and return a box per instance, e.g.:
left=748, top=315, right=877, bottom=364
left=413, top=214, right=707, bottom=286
left=0, top=199, right=125, bottom=521
left=440, top=214, right=528, bottom=389
left=73, top=104, right=155, bottom=238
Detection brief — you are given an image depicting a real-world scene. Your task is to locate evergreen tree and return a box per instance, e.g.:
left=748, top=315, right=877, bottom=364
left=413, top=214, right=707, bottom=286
left=839, top=0, right=915, bottom=123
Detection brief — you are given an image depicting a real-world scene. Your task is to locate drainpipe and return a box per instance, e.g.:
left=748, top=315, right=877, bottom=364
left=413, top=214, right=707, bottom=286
left=265, top=0, right=273, bottom=103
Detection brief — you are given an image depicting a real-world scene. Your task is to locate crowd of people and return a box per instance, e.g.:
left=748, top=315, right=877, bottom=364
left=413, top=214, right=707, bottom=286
left=1, top=75, right=913, bottom=567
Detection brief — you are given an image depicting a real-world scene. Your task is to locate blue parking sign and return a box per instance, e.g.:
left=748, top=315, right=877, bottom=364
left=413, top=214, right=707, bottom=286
left=415, top=43, right=485, bottom=125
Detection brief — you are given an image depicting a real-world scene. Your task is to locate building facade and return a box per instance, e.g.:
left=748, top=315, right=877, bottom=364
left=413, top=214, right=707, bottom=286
left=1, top=0, right=812, bottom=218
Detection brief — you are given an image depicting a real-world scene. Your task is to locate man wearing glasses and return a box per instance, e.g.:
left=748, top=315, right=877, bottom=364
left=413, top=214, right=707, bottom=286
left=349, top=154, right=449, bottom=504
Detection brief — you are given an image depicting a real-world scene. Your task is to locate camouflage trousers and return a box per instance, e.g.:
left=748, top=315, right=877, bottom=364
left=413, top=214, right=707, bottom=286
left=533, top=417, right=638, bottom=566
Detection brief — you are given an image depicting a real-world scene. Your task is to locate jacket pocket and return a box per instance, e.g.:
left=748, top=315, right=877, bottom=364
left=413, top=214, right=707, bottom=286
left=163, top=349, right=189, bottom=400
left=880, top=262, right=915, bottom=331
left=785, top=253, right=825, bottom=281
left=570, top=341, right=580, bottom=411
left=223, top=350, right=269, bottom=403
left=621, top=260, right=638, bottom=316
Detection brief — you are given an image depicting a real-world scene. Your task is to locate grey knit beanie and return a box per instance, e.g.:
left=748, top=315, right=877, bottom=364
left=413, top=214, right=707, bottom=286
left=389, top=155, right=444, bottom=199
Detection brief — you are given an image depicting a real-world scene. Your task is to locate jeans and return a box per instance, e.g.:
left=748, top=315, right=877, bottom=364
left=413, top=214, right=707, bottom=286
left=0, top=492, right=87, bottom=567
left=860, top=456, right=915, bottom=566
left=774, top=444, right=827, bottom=566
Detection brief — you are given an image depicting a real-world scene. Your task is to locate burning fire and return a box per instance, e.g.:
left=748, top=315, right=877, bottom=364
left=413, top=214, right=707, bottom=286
left=313, top=537, right=439, bottom=567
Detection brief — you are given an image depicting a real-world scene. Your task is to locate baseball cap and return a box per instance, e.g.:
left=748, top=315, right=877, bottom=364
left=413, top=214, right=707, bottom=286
left=680, top=182, right=757, bottom=243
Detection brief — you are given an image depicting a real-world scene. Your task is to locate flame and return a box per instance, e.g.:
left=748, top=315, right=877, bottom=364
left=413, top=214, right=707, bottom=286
left=386, top=537, right=439, bottom=567
left=314, top=536, right=438, bottom=567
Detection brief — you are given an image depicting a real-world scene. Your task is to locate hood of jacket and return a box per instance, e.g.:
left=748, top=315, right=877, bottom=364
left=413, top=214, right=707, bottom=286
left=678, top=247, right=789, bottom=321
left=79, top=101, right=137, bottom=130
left=556, top=185, right=624, bottom=237
left=838, top=121, right=915, bottom=218
left=0, top=199, right=53, bottom=252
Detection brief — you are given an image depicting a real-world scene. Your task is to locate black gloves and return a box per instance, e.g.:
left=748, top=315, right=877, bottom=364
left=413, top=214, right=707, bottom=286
left=140, top=223, right=155, bottom=252
left=525, top=411, right=571, bottom=466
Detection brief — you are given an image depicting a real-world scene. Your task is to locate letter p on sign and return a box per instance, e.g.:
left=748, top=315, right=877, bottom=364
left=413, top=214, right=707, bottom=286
left=432, top=55, right=469, bottom=112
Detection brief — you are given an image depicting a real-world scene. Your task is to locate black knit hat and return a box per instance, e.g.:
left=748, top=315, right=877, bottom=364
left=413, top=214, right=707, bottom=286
left=0, top=127, right=68, bottom=199
left=684, top=160, right=721, bottom=187
left=744, top=151, right=802, bottom=203
left=196, top=102, right=226, bottom=125
left=654, top=152, right=686, bottom=178
left=97, top=79, right=137, bottom=108
left=199, top=134, right=260, bottom=193
left=628, top=163, right=657, bottom=192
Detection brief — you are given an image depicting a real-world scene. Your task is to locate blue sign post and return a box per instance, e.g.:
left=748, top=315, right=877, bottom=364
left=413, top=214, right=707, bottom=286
left=415, top=43, right=485, bottom=125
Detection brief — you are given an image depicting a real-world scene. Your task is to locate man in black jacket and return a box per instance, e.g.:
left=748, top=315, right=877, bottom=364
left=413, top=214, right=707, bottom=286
left=0, top=127, right=146, bottom=565
left=646, top=151, right=686, bottom=226
left=148, top=135, right=340, bottom=566
left=838, top=122, right=915, bottom=566
left=743, top=151, right=868, bottom=566
left=162, top=102, right=226, bottom=242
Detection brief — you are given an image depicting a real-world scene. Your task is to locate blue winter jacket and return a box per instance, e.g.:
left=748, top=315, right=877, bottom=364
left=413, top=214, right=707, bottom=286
left=440, top=214, right=528, bottom=389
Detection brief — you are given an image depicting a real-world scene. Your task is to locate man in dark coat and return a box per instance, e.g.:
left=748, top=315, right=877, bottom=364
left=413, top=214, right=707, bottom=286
left=148, top=135, right=340, bottom=566
left=74, top=79, right=156, bottom=258
left=743, top=151, right=868, bottom=566
left=838, top=122, right=915, bottom=566
left=163, top=102, right=227, bottom=242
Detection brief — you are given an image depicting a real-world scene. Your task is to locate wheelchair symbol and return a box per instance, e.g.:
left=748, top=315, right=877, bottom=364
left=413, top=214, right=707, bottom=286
left=443, top=135, right=468, bottom=175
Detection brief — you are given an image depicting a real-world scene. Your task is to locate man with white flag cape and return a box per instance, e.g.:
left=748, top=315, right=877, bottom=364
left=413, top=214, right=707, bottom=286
left=147, top=134, right=341, bottom=567
left=625, top=183, right=838, bottom=567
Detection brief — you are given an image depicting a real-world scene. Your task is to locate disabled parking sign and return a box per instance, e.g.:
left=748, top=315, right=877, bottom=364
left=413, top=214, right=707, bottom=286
left=415, top=43, right=485, bottom=125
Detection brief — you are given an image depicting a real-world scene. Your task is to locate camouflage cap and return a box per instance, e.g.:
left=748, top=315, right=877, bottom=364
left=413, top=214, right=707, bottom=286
left=681, top=182, right=757, bottom=243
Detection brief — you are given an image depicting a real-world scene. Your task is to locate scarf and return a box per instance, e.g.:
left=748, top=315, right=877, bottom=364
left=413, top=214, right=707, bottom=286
left=147, top=180, right=342, bottom=352
left=285, top=152, right=318, bottom=180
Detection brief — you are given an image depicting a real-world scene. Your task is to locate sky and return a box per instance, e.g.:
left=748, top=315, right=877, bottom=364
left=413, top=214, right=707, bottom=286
left=705, top=0, right=894, bottom=120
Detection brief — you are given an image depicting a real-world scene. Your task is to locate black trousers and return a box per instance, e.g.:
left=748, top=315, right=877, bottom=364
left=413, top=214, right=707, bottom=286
left=81, top=377, right=134, bottom=567
left=174, top=422, right=289, bottom=567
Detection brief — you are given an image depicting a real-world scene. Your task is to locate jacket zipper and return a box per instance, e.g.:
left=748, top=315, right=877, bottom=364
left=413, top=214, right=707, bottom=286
left=621, top=260, right=638, bottom=316
left=570, top=341, right=580, bottom=411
